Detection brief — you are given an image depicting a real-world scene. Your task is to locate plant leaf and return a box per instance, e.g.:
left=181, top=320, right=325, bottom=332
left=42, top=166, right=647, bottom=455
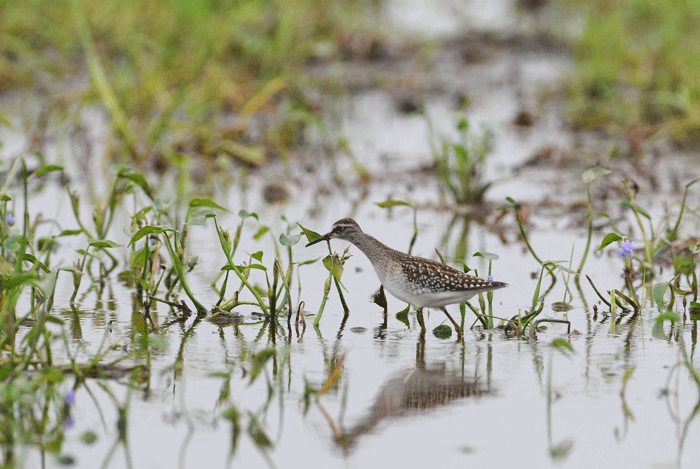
left=279, top=232, right=300, bottom=246
left=297, top=223, right=321, bottom=243
left=189, top=198, right=228, bottom=212
left=238, top=210, right=258, bottom=220
left=656, top=311, right=681, bottom=323
left=651, top=282, right=669, bottom=311
left=117, top=168, right=153, bottom=199
left=473, top=251, right=499, bottom=261
left=128, top=226, right=170, bottom=246
left=375, top=199, right=414, bottom=208
left=88, top=239, right=121, bottom=249
left=598, top=233, right=623, bottom=251
left=29, top=164, right=64, bottom=179
left=581, top=166, right=611, bottom=185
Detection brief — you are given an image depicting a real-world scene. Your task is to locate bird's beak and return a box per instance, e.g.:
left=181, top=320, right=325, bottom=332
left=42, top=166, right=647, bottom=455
left=305, top=231, right=332, bottom=247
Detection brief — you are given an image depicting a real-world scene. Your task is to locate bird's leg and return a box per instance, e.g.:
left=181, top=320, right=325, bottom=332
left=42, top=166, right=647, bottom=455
left=416, top=307, right=426, bottom=337
left=441, top=307, right=463, bottom=338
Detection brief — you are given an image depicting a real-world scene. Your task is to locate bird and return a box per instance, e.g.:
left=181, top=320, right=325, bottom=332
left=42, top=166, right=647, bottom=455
left=306, top=218, right=507, bottom=336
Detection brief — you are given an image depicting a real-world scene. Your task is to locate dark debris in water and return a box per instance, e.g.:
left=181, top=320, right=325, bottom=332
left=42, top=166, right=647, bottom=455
left=395, top=96, right=423, bottom=115
left=513, top=110, right=535, bottom=127
left=551, top=301, right=574, bottom=312
left=207, top=311, right=245, bottom=326
left=263, top=183, right=289, bottom=204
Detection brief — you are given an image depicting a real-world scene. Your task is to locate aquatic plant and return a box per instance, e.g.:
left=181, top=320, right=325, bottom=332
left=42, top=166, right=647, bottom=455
left=299, top=223, right=350, bottom=326
left=431, top=115, right=493, bottom=205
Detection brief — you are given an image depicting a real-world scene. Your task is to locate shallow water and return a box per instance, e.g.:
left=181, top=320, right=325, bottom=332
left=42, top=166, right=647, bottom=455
left=4, top=1, right=700, bottom=468
left=9, top=175, right=698, bottom=469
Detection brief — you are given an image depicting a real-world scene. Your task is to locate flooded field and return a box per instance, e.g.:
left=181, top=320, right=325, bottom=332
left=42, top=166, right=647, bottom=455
left=2, top=1, right=700, bottom=469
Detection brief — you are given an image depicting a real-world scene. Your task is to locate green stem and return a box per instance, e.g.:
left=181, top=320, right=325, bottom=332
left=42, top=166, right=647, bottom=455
left=214, top=218, right=268, bottom=315
left=576, top=185, right=594, bottom=277
left=162, top=233, right=206, bottom=312
left=314, top=274, right=333, bottom=326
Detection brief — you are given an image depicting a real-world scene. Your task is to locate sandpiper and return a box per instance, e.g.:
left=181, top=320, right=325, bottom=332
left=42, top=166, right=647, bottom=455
left=306, top=218, right=507, bottom=336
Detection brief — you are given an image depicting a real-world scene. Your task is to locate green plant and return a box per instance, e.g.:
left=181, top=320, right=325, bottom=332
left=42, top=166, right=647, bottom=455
left=298, top=223, right=350, bottom=326
left=431, top=115, right=493, bottom=205
left=563, top=0, right=700, bottom=147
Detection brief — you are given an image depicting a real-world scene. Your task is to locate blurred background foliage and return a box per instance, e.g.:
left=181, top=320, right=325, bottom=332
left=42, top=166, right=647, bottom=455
left=563, top=0, right=700, bottom=148
left=2, top=0, right=700, bottom=166
left=0, top=0, right=381, bottom=165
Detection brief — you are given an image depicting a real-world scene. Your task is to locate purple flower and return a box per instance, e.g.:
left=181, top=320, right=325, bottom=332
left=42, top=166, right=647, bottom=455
left=487, top=275, right=493, bottom=281
left=5, top=213, right=15, bottom=226
left=617, top=240, right=634, bottom=258
left=66, top=391, right=75, bottom=405
left=65, top=416, right=74, bottom=429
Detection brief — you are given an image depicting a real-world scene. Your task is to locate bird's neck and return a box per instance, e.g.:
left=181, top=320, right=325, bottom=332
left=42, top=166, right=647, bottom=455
left=349, top=234, right=391, bottom=266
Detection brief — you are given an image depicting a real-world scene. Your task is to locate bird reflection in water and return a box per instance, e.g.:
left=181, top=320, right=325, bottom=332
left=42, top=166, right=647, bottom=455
left=336, top=365, right=491, bottom=449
